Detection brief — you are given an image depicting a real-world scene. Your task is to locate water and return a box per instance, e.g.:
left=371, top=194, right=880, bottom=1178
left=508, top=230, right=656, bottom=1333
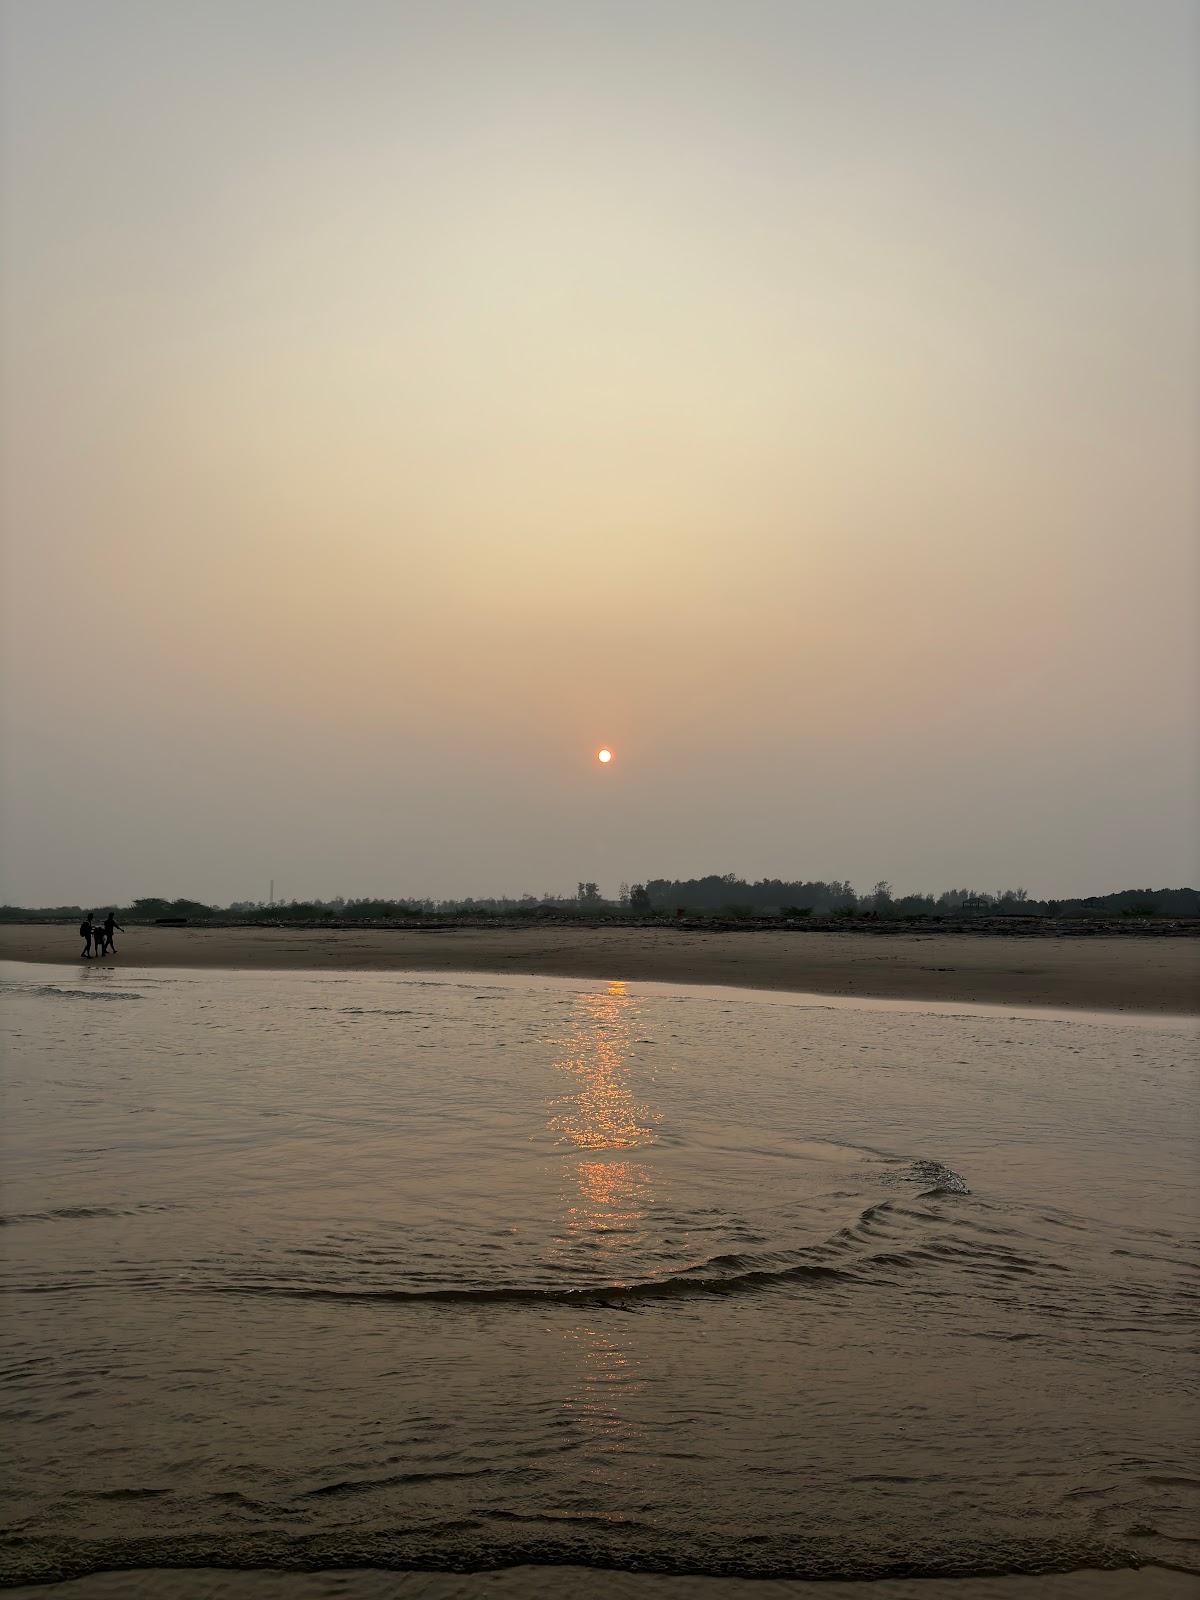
left=1, top=960, right=1197, bottom=1590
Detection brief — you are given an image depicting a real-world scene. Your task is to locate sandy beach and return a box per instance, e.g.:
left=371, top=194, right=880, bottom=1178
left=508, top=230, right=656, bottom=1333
left=3, top=922, right=1196, bottom=1014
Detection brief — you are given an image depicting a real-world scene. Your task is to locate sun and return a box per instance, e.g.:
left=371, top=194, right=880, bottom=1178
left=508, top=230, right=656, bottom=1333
left=597, top=748, right=613, bottom=764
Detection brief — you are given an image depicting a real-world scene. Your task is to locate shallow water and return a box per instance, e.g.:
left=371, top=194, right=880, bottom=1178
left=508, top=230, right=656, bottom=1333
left=1, top=960, right=1197, bottom=1588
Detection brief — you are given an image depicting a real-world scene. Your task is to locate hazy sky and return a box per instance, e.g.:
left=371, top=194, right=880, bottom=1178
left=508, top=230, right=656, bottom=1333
left=2, top=0, right=1197, bottom=905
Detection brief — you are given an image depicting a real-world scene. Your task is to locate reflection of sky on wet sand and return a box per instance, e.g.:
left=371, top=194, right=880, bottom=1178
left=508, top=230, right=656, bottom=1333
left=550, top=982, right=657, bottom=1477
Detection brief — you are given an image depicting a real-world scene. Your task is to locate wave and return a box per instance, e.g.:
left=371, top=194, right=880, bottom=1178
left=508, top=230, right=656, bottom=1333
left=198, top=1256, right=851, bottom=1308
left=1, top=1202, right=184, bottom=1228
left=8, top=1179, right=981, bottom=1306
left=0, top=1527, right=1156, bottom=1589
left=2, top=1165, right=978, bottom=1302
left=909, top=1158, right=971, bottom=1196
left=338, top=1007, right=418, bottom=1016
left=0, top=981, right=143, bottom=1001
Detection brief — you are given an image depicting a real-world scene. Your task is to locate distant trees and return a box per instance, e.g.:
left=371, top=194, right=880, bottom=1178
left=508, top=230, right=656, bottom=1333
left=639, top=875, right=857, bottom=915
left=0, top=904, right=85, bottom=921
left=129, top=897, right=214, bottom=920
left=2, top=881, right=1198, bottom=925
left=621, top=878, right=1199, bottom=920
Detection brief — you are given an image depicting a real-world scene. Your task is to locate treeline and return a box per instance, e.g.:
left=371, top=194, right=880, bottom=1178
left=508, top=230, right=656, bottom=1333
left=630, top=876, right=1200, bottom=919
left=2, top=881, right=1198, bottom=923
left=0, top=894, right=582, bottom=923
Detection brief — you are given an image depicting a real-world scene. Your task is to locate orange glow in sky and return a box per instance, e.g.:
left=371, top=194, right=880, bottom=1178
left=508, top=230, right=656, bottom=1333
left=1, top=3, right=1195, bottom=906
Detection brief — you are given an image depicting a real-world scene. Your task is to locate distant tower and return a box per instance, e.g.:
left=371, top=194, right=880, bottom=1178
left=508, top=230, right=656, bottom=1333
left=269, top=878, right=274, bottom=906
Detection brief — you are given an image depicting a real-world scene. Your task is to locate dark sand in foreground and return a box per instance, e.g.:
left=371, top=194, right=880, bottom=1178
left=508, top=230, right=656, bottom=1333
left=4, top=923, right=1196, bottom=1014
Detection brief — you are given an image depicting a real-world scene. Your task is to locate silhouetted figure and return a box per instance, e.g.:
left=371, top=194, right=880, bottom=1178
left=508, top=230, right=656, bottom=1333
left=102, top=911, right=123, bottom=955
left=79, top=913, right=94, bottom=959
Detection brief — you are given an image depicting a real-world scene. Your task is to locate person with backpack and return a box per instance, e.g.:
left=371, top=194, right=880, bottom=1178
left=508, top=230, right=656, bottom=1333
left=79, top=912, right=94, bottom=959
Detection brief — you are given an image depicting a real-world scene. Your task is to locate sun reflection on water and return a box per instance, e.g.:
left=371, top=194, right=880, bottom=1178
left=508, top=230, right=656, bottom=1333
left=559, top=1320, right=646, bottom=1493
left=548, top=980, right=659, bottom=1487
left=548, top=979, right=660, bottom=1250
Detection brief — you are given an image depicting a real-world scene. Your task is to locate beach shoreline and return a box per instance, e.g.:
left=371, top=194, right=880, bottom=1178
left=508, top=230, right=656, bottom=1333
left=3, top=922, right=1196, bottom=1015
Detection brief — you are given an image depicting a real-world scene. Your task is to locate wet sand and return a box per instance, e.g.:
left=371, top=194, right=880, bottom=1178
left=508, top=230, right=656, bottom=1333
left=3, top=922, right=1196, bottom=1014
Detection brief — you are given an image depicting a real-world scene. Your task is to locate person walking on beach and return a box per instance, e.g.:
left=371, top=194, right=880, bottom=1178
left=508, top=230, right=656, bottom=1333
left=79, top=912, right=94, bottom=959
left=101, top=910, right=124, bottom=956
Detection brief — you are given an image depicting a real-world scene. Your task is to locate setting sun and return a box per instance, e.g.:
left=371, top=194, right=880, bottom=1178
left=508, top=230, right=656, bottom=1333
left=597, top=749, right=613, bottom=764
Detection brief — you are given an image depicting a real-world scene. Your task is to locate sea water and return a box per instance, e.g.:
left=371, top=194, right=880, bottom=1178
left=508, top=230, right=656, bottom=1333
left=1, top=961, right=1196, bottom=1588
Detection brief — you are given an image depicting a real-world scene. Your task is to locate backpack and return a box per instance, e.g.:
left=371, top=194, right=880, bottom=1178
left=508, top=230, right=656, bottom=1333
left=79, top=921, right=90, bottom=937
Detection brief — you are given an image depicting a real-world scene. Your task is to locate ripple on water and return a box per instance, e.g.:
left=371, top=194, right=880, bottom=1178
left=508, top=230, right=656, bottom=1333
left=0, top=961, right=1196, bottom=1586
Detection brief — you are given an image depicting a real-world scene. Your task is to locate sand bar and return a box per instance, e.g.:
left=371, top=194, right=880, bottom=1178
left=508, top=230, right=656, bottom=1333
left=3, top=923, right=1197, bottom=1014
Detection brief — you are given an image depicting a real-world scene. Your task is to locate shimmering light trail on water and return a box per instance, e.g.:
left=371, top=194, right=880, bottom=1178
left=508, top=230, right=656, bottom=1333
left=1, top=961, right=1196, bottom=1589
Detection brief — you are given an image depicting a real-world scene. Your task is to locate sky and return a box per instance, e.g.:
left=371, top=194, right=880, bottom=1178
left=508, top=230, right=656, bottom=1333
left=2, top=0, right=1197, bottom=906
